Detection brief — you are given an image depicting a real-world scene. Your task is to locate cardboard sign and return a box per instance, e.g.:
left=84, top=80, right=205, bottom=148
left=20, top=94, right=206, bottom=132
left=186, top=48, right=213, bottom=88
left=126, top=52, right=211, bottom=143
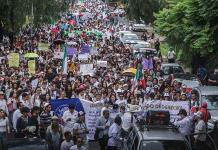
left=9, top=53, right=20, bottom=67
left=80, top=64, right=94, bottom=75
left=28, top=60, right=36, bottom=74
left=97, top=61, right=107, bottom=67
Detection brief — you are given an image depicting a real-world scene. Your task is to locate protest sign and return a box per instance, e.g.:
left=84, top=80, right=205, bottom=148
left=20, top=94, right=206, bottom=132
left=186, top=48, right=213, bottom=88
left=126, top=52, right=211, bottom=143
left=142, top=100, right=190, bottom=120
left=78, top=53, right=89, bottom=60
left=97, top=61, right=107, bottom=67
left=28, top=60, right=36, bottom=74
left=38, top=42, right=49, bottom=51
left=54, top=52, right=64, bottom=59
left=80, top=64, right=94, bottom=75
left=9, top=53, right=19, bottom=67
left=81, top=45, right=90, bottom=54
left=67, top=47, right=77, bottom=56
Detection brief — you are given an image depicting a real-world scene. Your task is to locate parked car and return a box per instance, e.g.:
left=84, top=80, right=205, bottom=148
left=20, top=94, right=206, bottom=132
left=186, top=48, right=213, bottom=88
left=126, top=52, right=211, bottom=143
left=114, top=31, right=132, bottom=38
left=192, top=86, right=218, bottom=147
left=132, top=24, right=146, bottom=32
left=124, top=110, right=217, bottom=150
left=120, top=33, right=139, bottom=44
left=173, top=73, right=202, bottom=89
left=161, top=63, right=185, bottom=79
left=131, top=40, right=151, bottom=50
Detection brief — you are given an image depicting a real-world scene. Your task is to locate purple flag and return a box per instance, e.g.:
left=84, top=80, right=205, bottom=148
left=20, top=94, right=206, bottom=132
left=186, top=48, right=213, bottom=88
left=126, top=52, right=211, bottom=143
left=67, top=47, right=77, bottom=56
left=148, top=58, right=154, bottom=70
left=143, top=58, right=149, bottom=70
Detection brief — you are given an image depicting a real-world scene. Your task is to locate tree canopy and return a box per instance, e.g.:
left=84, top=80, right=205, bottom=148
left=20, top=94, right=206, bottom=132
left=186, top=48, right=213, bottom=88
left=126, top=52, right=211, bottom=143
left=0, top=0, right=68, bottom=32
left=126, top=0, right=166, bottom=24
left=155, top=0, right=218, bottom=71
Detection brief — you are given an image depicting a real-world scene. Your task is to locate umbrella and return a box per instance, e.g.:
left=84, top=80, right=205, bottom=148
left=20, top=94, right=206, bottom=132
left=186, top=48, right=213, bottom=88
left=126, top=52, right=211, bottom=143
left=51, top=28, right=59, bottom=33
left=24, top=53, right=39, bottom=58
left=122, top=68, right=137, bottom=76
left=69, top=20, right=76, bottom=25
left=53, top=39, right=65, bottom=45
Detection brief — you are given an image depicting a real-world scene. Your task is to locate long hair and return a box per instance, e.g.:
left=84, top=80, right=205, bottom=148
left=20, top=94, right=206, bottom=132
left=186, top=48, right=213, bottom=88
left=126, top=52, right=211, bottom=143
left=51, top=121, right=60, bottom=133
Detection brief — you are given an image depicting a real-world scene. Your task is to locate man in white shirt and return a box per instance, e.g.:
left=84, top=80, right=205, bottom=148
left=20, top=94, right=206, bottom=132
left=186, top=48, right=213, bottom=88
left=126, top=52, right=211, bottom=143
left=194, top=111, right=206, bottom=150
left=62, top=104, right=78, bottom=133
left=12, top=102, right=23, bottom=131
left=167, top=48, right=176, bottom=63
left=174, top=109, right=193, bottom=136
left=107, top=116, right=123, bottom=150
left=61, top=131, right=74, bottom=150
left=70, top=137, right=86, bottom=150
left=0, top=91, right=8, bottom=115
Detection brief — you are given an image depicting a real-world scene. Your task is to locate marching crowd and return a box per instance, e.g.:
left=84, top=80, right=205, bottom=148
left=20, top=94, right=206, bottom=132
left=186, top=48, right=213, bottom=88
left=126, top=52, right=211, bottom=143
left=0, top=0, right=214, bottom=150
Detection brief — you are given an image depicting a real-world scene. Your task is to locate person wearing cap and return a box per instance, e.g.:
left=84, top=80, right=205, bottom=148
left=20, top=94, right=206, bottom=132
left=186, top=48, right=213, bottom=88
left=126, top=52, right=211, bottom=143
left=0, top=91, right=8, bottom=115
left=73, top=111, right=88, bottom=147
left=62, top=104, right=78, bottom=134
left=40, top=103, right=54, bottom=139
left=16, top=107, right=30, bottom=138
left=199, top=102, right=211, bottom=123
left=46, top=116, right=63, bottom=150
left=194, top=111, right=206, bottom=149
left=174, top=109, right=192, bottom=137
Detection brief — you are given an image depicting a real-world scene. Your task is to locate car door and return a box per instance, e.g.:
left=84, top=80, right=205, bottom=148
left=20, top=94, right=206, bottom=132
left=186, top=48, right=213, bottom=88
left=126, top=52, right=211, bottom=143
left=125, top=129, right=137, bottom=150
left=189, top=132, right=217, bottom=150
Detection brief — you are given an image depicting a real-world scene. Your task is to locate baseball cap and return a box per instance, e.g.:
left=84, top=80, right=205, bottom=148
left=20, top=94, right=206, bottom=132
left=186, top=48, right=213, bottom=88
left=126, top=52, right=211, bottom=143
left=51, top=116, right=59, bottom=120
left=0, top=91, right=4, bottom=95
left=44, top=103, right=51, bottom=108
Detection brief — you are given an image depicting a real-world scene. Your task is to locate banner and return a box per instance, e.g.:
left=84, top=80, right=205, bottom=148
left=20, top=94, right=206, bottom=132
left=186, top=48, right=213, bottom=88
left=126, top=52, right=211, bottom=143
left=142, top=100, right=190, bottom=120
left=78, top=53, right=89, bottom=60
left=97, top=61, right=107, bottom=67
left=9, top=53, right=19, bottom=67
left=28, top=60, right=35, bottom=74
left=80, top=64, right=94, bottom=75
left=50, top=99, right=190, bottom=140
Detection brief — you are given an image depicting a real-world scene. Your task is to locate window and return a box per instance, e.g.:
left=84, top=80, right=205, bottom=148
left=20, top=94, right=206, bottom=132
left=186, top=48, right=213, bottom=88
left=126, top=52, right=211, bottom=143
left=127, top=131, right=135, bottom=149
left=132, top=136, right=139, bottom=150
left=140, top=140, right=191, bottom=150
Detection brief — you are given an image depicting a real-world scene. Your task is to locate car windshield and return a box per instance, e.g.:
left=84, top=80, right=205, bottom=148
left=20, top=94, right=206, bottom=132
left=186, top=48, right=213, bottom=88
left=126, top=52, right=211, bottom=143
left=202, top=95, right=218, bottom=109
left=140, top=140, right=190, bottom=150
left=163, top=66, right=184, bottom=75
left=133, top=43, right=150, bottom=49
left=123, top=35, right=138, bottom=40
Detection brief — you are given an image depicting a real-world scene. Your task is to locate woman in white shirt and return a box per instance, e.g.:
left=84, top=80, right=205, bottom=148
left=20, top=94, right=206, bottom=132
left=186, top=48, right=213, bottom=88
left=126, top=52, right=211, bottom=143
left=0, top=109, right=10, bottom=150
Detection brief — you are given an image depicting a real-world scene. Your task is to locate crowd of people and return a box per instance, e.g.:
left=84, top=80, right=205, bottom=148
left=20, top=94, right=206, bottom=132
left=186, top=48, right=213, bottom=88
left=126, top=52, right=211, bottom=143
left=0, top=0, right=215, bottom=150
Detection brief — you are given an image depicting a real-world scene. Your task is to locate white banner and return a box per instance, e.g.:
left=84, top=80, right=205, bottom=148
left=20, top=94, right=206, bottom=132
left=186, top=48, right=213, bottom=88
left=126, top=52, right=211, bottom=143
left=78, top=53, right=89, bottom=60
left=96, top=61, right=107, bottom=67
left=54, top=52, right=64, bottom=59
left=80, top=64, right=94, bottom=75
left=141, top=100, right=190, bottom=120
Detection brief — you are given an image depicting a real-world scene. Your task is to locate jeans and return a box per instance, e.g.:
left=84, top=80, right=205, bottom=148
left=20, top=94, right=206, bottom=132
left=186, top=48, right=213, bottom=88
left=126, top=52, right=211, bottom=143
left=0, top=132, right=7, bottom=150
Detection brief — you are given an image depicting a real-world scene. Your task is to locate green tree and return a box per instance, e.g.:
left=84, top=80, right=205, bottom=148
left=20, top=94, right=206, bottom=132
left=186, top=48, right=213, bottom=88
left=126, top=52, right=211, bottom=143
left=126, top=0, right=167, bottom=24
left=0, top=0, right=68, bottom=32
left=155, top=0, right=218, bottom=71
